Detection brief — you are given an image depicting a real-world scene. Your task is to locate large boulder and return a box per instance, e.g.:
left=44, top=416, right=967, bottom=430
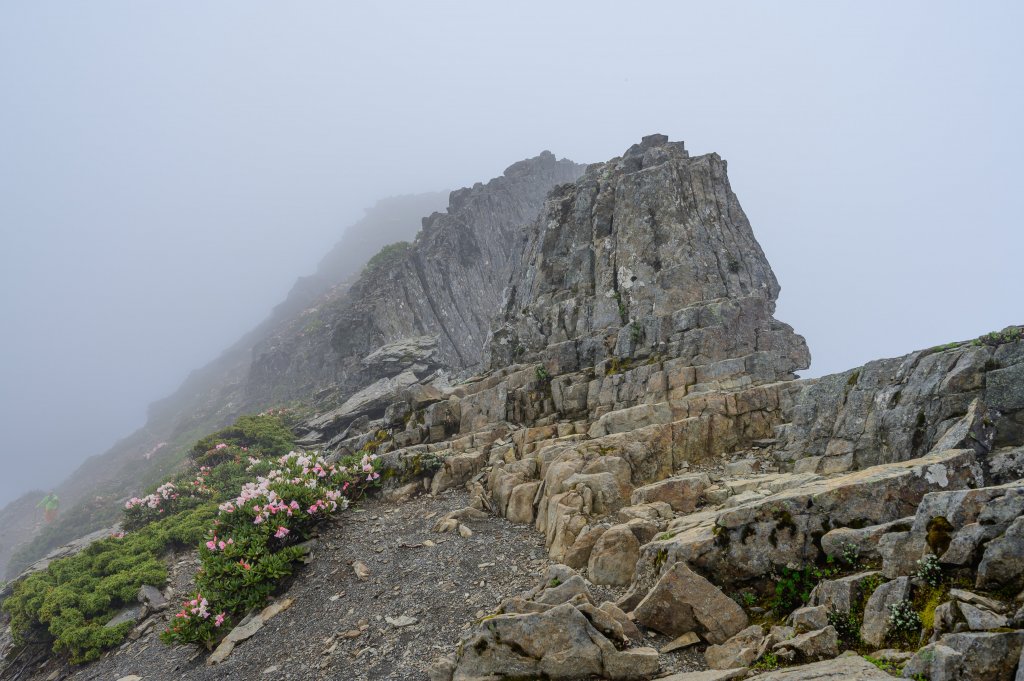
left=879, top=480, right=1024, bottom=578
left=631, top=562, right=748, bottom=644
left=630, top=473, right=712, bottom=513
left=810, top=572, right=883, bottom=615
left=361, top=335, right=439, bottom=376
left=588, top=525, right=641, bottom=586
left=902, top=631, right=1024, bottom=681
left=450, top=603, right=658, bottom=681
left=772, top=626, right=840, bottom=663
left=977, top=516, right=1024, bottom=591
left=704, top=624, right=764, bottom=669
left=860, top=577, right=912, bottom=648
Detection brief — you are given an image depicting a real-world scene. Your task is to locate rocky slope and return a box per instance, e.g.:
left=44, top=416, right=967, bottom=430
left=246, top=151, right=585, bottom=419
left=3, top=136, right=1023, bottom=681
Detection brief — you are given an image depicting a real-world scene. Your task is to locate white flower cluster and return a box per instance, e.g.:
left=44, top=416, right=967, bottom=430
left=887, top=600, right=921, bottom=635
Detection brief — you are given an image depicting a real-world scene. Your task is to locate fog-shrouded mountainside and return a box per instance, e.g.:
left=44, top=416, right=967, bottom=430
left=0, top=191, right=449, bottom=576
left=0, top=152, right=584, bottom=579
left=1, top=137, right=1021, bottom=681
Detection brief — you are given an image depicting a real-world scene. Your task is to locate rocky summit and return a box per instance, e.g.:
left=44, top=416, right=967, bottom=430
left=2, top=136, right=1023, bottom=681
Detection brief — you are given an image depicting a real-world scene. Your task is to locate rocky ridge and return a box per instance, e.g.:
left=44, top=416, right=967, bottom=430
left=291, top=136, right=1024, bottom=680
left=4, top=136, right=1023, bottom=681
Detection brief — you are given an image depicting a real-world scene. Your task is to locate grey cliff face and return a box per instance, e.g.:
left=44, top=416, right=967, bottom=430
left=778, top=334, right=1024, bottom=473
left=243, top=152, right=585, bottom=414
left=488, top=134, right=793, bottom=371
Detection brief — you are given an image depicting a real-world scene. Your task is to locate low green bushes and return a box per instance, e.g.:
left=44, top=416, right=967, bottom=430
left=2, top=412, right=380, bottom=663
left=190, top=413, right=295, bottom=462
left=4, top=503, right=216, bottom=662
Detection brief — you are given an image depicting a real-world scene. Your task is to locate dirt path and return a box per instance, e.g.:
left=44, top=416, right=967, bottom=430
left=29, top=490, right=546, bottom=680
left=25, top=489, right=706, bottom=681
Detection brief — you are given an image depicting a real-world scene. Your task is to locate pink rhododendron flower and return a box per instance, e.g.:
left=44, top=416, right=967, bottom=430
left=274, top=526, right=289, bottom=539
left=214, top=612, right=226, bottom=627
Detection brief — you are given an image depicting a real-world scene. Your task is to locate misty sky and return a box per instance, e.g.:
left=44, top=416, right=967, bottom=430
left=1, top=2, right=1021, bottom=507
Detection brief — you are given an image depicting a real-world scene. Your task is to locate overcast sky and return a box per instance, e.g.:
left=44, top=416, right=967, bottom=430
left=0, top=2, right=1021, bottom=506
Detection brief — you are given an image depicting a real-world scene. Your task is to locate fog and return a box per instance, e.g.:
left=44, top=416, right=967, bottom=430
left=0, top=2, right=1021, bottom=508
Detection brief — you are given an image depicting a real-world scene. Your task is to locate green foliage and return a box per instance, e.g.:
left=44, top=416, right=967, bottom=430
left=976, top=325, right=1022, bottom=346
left=606, top=356, right=633, bottom=376
left=612, top=290, right=628, bottom=324
left=826, top=540, right=861, bottom=568
left=856, top=573, right=888, bottom=610
left=751, top=651, right=780, bottom=671
left=535, top=366, right=550, bottom=383
left=770, top=560, right=839, bottom=615
left=2, top=414, right=344, bottom=664
left=917, top=584, right=948, bottom=632
left=734, top=590, right=758, bottom=609
left=629, top=321, right=643, bottom=344
left=3, top=503, right=216, bottom=663
left=828, top=607, right=861, bottom=647
left=190, top=414, right=295, bottom=462
left=863, top=655, right=901, bottom=674
left=915, top=554, right=943, bottom=588
left=366, top=241, right=411, bottom=271
left=887, top=600, right=922, bottom=646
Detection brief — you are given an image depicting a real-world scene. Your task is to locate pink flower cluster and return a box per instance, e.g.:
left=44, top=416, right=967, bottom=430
left=219, top=451, right=362, bottom=527
left=205, top=535, right=234, bottom=552
left=172, top=593, right=227, bottom=628
left=125, top=482, right=179, bottom=510
left=259, top=407, right=289, bottom=416
left=175, top=594, right=210, bottom=620
left=360, top=453, right=381, bottom=482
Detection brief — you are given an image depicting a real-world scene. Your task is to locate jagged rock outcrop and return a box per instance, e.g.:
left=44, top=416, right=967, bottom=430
left=488, top=134, right=805, bottom=374
left=777, top=335, right=1024, bottom=473
left=247, top=152, right=585, bottom=425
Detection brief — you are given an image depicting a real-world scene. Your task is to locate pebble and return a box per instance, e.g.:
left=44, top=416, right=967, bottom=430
left=385, top=614, right=419, bottom=627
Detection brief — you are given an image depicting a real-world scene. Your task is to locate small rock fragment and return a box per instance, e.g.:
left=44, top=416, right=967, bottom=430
left=661, top=631, right=701, bottom=653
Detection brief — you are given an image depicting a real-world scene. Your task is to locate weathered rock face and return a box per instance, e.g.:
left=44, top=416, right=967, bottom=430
left=778, top=335, right=1024, bottom=473
left=631, top=562, right=748, bottom=644
left=439, top=566, right=659, bottom=681
left=623, top=449, right=984, bottom=598
left=249, top=152, right=585, bottom=434
left=488, top=134, right=806, bottom=375
left=407, top=137, right=812, bottom=565
left=902, top=631, right=1024, bottom=681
